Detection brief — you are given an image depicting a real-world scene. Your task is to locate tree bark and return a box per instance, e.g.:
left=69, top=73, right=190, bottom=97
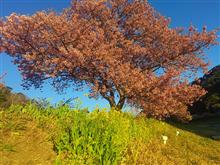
left=100, top=86, right=126, bottom=111
left=116, top=96, right=126, bottom=110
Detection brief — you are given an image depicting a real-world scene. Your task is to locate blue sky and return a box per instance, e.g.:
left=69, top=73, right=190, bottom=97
left=0, top=0, right=219, bottom=109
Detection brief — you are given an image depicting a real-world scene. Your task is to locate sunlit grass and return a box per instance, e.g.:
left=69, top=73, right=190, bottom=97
left=1, top=103, right=220, bottom=164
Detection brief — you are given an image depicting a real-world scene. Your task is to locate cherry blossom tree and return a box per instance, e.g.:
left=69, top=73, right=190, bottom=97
left=0, top=0, right=218, bottom=120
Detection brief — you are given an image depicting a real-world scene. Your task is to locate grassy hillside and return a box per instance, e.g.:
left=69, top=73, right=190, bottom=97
left=0, top=104, right=220, bottom=165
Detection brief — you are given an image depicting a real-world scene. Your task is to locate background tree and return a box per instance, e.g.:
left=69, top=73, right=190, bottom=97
left=0, top=73, right=8, bottom=106
left=0, top=0, right=218, bottom=120
left=0, top=73, right=28, bottom=108
left=191, top=65, right=220, bottom=114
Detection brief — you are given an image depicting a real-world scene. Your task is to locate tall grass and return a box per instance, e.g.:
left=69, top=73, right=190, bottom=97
left=4, top=103, right=220, bottom=165
left=6, top=104, right=153, bottom=164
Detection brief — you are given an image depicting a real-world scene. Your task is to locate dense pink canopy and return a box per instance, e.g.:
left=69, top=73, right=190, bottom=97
left=0, top=0, right=218, bottom=120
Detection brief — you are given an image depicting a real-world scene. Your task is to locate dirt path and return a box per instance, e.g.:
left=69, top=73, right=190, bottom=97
left=0, top=112, right=56, bottom=165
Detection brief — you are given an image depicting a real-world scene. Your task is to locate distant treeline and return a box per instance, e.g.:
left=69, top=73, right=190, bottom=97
left=0, top=83, right=28, bottom=108
left=190, top=65, right=220, bottom=114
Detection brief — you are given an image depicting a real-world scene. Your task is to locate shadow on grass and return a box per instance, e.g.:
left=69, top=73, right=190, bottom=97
left=167, top=116, right=220, bottom=140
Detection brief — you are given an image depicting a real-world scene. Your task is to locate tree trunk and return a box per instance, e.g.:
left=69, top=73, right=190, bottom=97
left=100, top=87, right=126, bottom=112
left=110, top=96, right=126, bottom=112
left=116, top=96, right=126, bottom=110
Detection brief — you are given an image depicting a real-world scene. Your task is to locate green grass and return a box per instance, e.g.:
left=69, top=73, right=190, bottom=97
left=170, top=116, right=220, bottom=138
left=0, top=104, right=220, bottom=165
left=0, top=144, right=16, bottom=152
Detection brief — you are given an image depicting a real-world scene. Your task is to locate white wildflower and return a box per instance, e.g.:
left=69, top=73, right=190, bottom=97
left=162, top=135, right=168, bottom=144
left=176, top=131, right=180, bottom=136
